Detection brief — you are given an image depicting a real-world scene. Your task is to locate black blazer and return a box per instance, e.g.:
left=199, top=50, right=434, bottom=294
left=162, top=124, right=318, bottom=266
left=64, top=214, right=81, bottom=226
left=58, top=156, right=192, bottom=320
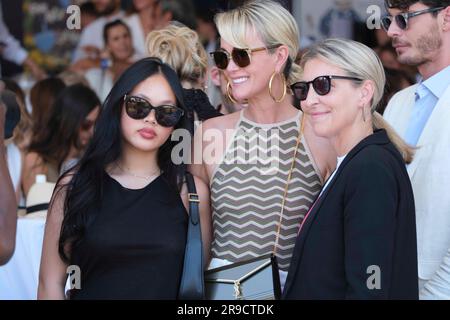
left=282, top=130, right=418, bottom=300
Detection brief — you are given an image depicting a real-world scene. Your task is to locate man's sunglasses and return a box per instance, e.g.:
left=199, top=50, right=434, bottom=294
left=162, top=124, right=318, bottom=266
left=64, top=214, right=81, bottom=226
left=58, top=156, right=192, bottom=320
left=124, top=95, right=184, bottom=127
left=381, top=6, right=446, bottom=31
left=291, top=75, right=363, bottom=101
left=210, top=45, right=281, bottom=70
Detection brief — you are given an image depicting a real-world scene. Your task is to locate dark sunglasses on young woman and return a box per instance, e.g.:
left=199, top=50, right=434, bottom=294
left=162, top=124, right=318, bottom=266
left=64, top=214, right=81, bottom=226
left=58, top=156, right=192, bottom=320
left=124, top=95, right=184, bottom=127
left=291, top=75, right=363, bottom=101
left=210, top=44, right=281, bottom=70
left=381, top=6, right=446, bottom=31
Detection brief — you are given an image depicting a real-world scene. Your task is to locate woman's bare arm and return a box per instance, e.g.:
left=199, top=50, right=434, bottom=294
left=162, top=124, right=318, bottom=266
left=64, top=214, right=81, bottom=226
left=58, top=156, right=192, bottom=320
left=38, top=178, right=71, bottom=299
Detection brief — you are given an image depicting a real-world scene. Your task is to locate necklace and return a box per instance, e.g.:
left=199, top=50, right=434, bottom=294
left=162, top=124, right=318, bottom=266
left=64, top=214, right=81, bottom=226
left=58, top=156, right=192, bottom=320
left=116, top=163, right=160, bottom=180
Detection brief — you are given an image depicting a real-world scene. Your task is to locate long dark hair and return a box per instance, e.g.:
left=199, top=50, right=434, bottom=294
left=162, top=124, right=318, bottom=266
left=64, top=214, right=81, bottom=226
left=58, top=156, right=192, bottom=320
left=29, top=78, right=66, bottom=143
left=57, top=57, right=190, bottom=262
left=28, top=84, right=100, bottom=171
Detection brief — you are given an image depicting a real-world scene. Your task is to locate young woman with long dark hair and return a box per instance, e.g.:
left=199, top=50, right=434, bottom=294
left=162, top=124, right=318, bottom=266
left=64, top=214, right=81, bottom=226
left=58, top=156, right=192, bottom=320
left=38, top=58, right=212, bottom=299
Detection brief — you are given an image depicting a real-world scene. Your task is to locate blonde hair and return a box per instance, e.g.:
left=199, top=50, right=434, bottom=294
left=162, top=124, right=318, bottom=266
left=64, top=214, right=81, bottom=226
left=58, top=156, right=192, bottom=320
left=145, top=23, right=208, bottom=85
left=300, top=38, right=414, bottom=164
left=214, top=0, right=301, bottom=86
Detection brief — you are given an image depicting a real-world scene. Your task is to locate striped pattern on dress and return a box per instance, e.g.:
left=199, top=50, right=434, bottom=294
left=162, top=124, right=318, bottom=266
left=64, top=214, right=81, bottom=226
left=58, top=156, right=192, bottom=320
left=210, top=111, right=322, bottom=271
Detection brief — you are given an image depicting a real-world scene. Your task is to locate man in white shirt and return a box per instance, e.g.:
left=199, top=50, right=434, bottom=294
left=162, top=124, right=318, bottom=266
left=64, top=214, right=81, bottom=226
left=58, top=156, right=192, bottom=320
left=71, top=0, right=124, bottom=69
left=382, top=0, right=450, bottom=299
left=0, top=5, right=45, bottom=79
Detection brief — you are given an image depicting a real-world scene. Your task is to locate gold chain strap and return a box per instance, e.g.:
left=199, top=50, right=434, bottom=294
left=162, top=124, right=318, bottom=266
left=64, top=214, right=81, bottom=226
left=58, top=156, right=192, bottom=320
left=273, top=114, right=305, bottom=255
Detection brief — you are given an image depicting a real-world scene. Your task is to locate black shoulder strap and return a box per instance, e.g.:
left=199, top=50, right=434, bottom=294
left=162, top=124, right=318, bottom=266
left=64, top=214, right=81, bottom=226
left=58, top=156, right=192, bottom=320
left=26, top=203, right=49, bottom=215
left=178, top=172, right=205, bottom=300
left=185, top=171, right=200, bottom=225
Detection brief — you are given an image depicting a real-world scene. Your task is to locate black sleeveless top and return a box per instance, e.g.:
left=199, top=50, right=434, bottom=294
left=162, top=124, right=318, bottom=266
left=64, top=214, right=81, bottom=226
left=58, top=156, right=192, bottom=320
left=69, top=173, right=188, bottom=300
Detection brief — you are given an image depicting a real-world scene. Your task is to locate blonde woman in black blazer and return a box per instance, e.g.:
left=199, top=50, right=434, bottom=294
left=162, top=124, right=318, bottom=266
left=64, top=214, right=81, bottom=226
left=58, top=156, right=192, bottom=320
left=283, top=39, right=418, bottom=300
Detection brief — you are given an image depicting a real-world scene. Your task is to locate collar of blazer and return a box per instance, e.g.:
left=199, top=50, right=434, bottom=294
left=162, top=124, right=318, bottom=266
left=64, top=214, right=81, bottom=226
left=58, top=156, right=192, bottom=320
left=407, top=83, right=450, bottom=180
left=387, top=85, right=418, bottom=137
left=282, top=129, right=394, bottom=297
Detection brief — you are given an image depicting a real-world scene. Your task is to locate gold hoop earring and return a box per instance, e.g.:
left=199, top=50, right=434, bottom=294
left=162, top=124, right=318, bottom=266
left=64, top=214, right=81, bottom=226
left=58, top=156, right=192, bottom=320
left=226, top=81, right=238, bottom=104
left=269, top=71, right=287, bottom=103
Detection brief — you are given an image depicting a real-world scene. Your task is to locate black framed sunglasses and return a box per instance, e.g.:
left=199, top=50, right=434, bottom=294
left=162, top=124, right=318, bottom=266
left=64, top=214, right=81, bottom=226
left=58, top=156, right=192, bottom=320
left=291, top=75, right=363, bottom=101
left=210, top=44, right=281, bottom=70
left=123, top=95, right=184, bottom=127
left=381, top=6, right=446, bottom=31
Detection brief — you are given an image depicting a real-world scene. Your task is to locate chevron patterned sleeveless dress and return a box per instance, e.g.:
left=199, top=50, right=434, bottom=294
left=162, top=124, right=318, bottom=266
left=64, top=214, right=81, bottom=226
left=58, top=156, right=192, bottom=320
left=210, top=110, right=323, bottom=274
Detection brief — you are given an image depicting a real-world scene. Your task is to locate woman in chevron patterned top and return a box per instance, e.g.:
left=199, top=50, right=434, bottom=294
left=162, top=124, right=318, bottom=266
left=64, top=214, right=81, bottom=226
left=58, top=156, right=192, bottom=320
left=191, top=0, right=336, bottom=289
